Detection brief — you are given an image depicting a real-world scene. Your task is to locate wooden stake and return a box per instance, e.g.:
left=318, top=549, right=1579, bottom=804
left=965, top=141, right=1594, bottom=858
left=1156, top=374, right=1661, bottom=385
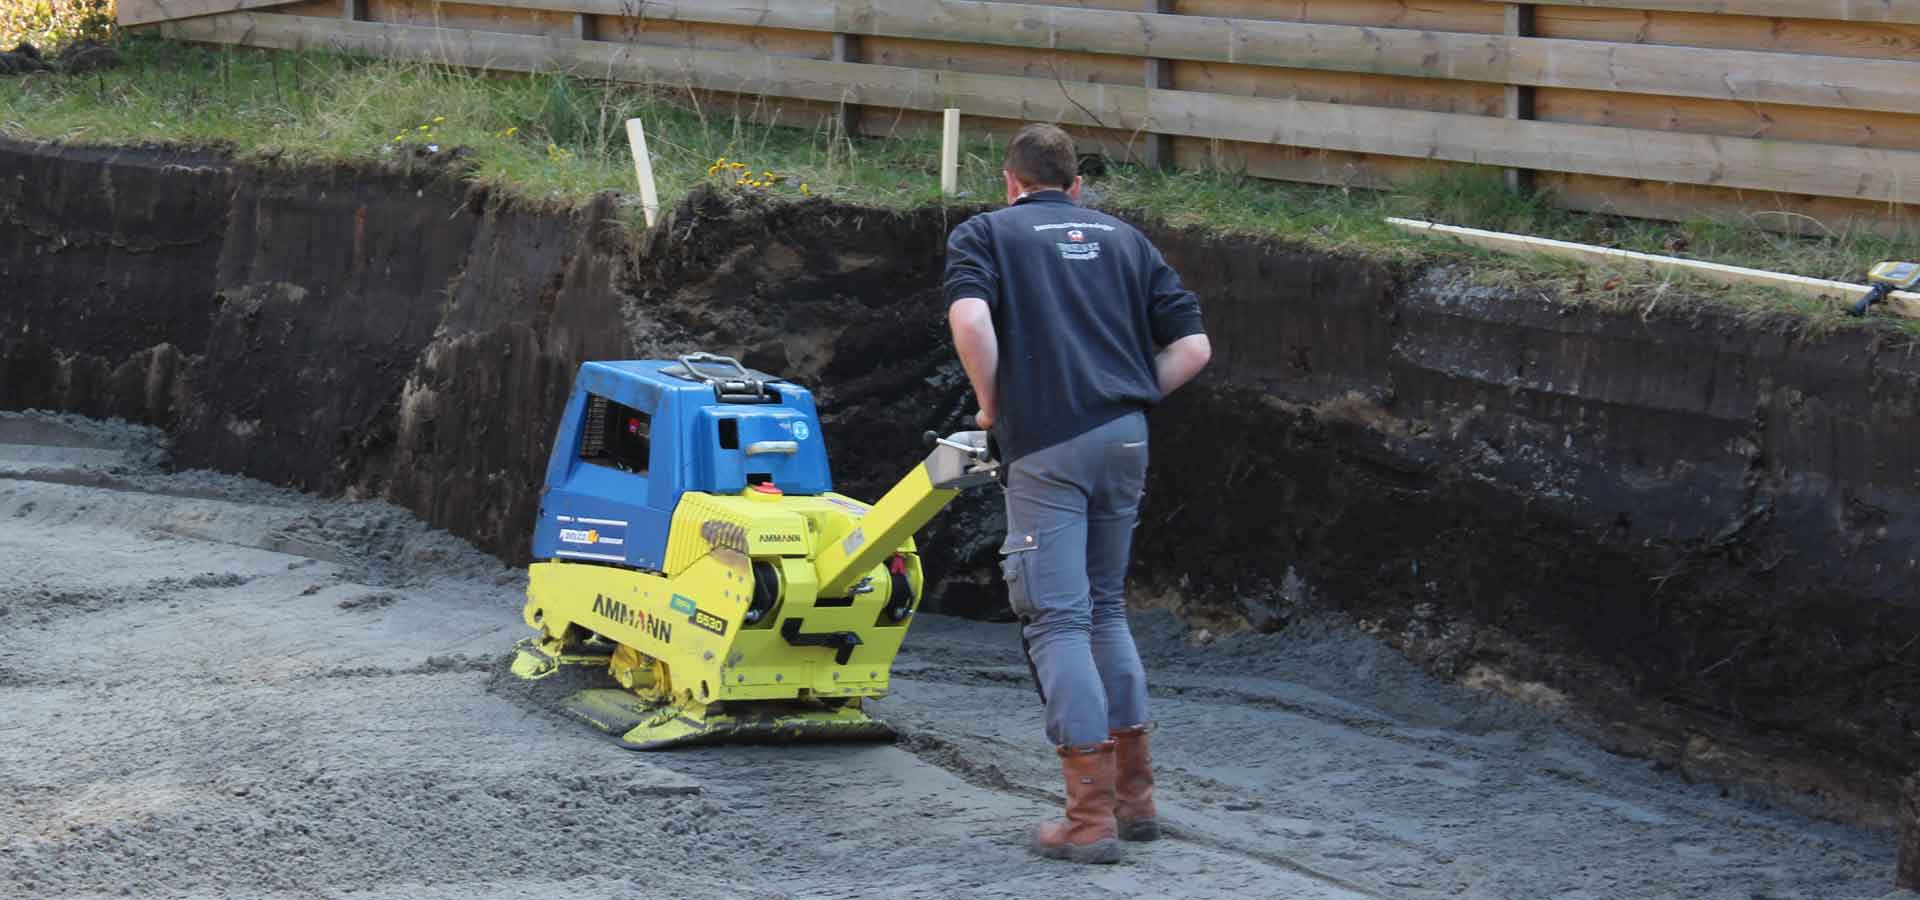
left=1900, top=772, right=1919, bottom=891
left=1387, top=217, right=1920, bottom=318
left=941, top=108, right=961, bottom=196
left=625, top=117, right=659, bottom=229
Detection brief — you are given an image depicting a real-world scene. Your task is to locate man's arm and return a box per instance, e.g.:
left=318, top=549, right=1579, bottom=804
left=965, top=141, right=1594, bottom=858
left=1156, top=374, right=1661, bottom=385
left=1155, top=333, right=1211, bottom=396
left=1141, top=239, right=1209, bottom=396
left=948, top=297, right=1000, bottom=429
left=943, top=217, right=1001, bottom=429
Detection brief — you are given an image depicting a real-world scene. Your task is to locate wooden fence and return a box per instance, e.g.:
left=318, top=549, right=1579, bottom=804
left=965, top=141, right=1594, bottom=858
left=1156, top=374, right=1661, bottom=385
left=125, top=0, right=1920, bottom=233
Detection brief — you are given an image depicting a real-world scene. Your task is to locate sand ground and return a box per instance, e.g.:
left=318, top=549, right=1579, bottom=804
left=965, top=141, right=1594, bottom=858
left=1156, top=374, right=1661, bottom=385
left=0, top=412, right=1898, bottom=900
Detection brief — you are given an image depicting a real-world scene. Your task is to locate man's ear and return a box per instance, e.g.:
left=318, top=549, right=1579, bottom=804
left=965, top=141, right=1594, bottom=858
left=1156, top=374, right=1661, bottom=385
left=1003, top=170, right=1021, bottom=206
left=1067, top=175, right=1084, bottom=202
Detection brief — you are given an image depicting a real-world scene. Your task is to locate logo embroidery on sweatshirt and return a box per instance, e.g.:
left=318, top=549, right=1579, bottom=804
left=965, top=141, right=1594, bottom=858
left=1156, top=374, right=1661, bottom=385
left=1057, top=240, right=1102, bottom=261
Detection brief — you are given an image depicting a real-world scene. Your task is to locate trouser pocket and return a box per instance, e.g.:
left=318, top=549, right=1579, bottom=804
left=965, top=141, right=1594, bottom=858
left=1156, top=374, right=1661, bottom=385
left=999, top=530, right=1039, bottom=620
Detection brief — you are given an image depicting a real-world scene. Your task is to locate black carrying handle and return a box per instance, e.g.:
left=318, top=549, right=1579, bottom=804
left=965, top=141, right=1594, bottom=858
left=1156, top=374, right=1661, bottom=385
left=676, top=352, right=751, bottom=380
left=780, top=618, right=862, bottom=665
left=1849, top=283, right=1894, bottom=318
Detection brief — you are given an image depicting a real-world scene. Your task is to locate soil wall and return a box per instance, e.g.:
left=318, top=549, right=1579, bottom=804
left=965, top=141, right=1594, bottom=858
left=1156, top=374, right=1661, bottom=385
left=3, top=137, right=1916, bottom=826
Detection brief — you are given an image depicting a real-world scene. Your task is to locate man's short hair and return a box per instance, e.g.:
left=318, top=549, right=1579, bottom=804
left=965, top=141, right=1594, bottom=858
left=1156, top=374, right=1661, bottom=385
left=1005, top=124, right=1077, bottom=191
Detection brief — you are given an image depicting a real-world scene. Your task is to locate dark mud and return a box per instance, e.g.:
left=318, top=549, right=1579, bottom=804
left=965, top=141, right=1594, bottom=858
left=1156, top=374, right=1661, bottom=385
left=1904, top=774, right=1920, bottom=889
left=4, top=136, right=1918, bottom=829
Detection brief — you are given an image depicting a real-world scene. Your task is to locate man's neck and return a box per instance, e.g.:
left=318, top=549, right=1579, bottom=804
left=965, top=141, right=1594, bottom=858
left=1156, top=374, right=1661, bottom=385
left=1013, top=187, right=1071, bottom=204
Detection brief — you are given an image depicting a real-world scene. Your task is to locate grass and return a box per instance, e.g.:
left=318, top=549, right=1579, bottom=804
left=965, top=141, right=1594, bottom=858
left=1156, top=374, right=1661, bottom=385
left=1, top=36, right=1913, bottom=330
left=0, top=37, right=976, bottom=213
left=2, top=0, right=115, bottom=51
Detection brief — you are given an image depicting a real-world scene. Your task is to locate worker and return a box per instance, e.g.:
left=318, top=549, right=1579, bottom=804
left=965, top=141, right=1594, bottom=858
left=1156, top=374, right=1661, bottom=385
left=943, top=123, right=1212, bottom=864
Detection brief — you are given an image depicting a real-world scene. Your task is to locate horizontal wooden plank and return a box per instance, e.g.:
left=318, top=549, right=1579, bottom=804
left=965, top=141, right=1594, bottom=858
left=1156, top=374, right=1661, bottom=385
left=525, top=0, right=835, bottom=30
left=1174, top=0, right=1505, bottom=33
left=859, top=35, right=1141, bottom=84
left=595, top=16, right=830, bottom=58
left=1388, top=217, right=1920, bottom=316
left=872, top=105, right=1145, bottom=154
left=1171, top=136, right=1441, bottom=190
left=1540, top=172, right=1919, bottom=237
left=120, top=0, right=303, bottom=27
left=158, top=11, right=1920, bottom=203
left=392, top=0, right=1920, bottom=116
left=276, top=0, right=346, bottom=17
left=1535, top=87, right=1920, bottom=151
left=1534, top=5, right=1920, bottom=61
left=1523, top=0, right=1920, bottom=26
left=368, top=0, right=574, bottom=37
left=1171, top=61, right=1504, bottom=114
left=1162, top=137, right=1920, bottom=238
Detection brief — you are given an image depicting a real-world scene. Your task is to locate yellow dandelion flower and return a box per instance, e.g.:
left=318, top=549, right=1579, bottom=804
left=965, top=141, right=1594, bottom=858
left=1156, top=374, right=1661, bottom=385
left=418, top=124, right=430, bottom=131
left=433, top=116, right=446, bottom=124
left=393, top=134, right=405, bottom=142
left=505, top=126, right=518, bottom=137
left=800, top=183, right=810, bottom=196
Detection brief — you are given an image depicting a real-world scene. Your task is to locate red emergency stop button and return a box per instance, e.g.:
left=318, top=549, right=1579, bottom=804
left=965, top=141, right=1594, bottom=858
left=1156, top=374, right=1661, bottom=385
left=751, top=482, right=782, bottom=495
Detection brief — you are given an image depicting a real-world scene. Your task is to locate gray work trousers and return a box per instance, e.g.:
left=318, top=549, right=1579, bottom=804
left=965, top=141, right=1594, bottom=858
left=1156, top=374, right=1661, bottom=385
left=999, top=412, right=1152, bottom=748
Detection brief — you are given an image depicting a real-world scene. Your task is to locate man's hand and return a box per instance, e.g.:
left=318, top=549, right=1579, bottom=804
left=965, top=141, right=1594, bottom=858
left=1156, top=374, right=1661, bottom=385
left=949, top=298, right=1001, bottom=429
left=1156, top=333, right=1212, bottom=396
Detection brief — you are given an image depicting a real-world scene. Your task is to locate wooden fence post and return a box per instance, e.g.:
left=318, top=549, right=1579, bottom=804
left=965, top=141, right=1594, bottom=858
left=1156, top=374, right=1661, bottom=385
left=1900, top=771, right=1918, bottom=891
left=571, top=12, right=596, bottom=41
left=833, top=34, right=862, bottom=140
left=1141, top=0, right=1175, bottom=170
left=344, top=0, right=366, bottom=21
left=1504, top=3, right=1535, bottom=193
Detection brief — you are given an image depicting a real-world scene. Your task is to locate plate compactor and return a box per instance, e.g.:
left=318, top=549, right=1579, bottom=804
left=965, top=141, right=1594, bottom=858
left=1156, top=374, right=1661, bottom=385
left=510, top=353, right=999, bottom=749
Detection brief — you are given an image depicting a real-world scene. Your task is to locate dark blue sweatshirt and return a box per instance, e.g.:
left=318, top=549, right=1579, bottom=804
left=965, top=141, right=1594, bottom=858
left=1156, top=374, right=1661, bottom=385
left=943, top=190, right=1206, bottom=465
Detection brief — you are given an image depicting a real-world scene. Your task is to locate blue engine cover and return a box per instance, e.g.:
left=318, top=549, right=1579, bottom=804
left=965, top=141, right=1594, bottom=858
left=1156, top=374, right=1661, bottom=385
left=530, top=360, right=833, bottom=571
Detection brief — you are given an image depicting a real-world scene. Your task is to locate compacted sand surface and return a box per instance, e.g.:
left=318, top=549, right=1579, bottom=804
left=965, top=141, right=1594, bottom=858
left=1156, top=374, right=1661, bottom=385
left=0, top=412, right=1899, bottom=899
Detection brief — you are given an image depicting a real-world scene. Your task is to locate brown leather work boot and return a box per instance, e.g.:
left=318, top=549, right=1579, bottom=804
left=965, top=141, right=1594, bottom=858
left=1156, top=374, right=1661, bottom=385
left=1029, top=741, right=1123, bottom=864
left=1111, top=723, right=1161, bottom=841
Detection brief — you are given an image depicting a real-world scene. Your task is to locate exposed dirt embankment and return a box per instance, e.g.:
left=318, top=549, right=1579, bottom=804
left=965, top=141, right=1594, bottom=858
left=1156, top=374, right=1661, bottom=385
left=3, top=137, right=1916, bottom=827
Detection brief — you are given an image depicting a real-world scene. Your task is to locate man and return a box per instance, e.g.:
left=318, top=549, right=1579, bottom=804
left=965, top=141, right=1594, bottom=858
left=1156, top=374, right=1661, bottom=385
left=944, top=124, right=1211, bottom=864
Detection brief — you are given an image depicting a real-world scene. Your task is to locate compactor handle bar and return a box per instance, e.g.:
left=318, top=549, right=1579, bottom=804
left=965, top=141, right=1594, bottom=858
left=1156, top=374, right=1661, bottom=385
left=924, top=430, right=991, bottom=462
